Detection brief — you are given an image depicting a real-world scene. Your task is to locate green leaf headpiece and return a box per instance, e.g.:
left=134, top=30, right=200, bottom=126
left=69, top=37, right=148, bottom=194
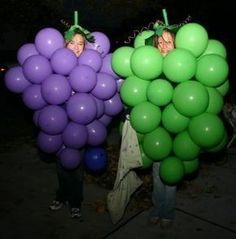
left=64, top=11, right=95, bottom=43
left=124, top=9, right=191, bottom=45
left=144, top=9, right=191, bottom=45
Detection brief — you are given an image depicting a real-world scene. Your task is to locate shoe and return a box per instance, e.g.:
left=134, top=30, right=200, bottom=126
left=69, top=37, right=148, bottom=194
left=160, top=219, right=173, bottom=229
left=71, top=208, right=82, bottom=219
left=49, top=200, right=63, bottom=211
left=148, top=216, right=160, bottom=225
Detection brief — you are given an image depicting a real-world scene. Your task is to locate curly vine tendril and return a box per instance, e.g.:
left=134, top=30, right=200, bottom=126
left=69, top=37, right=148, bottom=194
left=60, top=19, right=71, bottom=29
left=124, top=15, right=192, bottom=45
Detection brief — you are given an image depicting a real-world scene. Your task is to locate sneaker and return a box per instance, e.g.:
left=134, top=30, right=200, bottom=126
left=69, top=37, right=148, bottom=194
left=49, top=200, right=63, bottom=211
left=160, top=219, right=173, bottom=229
left=71, top=208, right=82, bottom=219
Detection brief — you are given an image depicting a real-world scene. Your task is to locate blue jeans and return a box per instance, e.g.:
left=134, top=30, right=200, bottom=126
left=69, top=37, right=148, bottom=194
left=150, top=161, right=176, bottom=220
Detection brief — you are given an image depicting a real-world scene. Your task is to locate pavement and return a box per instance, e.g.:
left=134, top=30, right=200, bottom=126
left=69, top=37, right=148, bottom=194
left=0, top=119, right=236, bottom=239
left=0, top=83, right=236, bottom=238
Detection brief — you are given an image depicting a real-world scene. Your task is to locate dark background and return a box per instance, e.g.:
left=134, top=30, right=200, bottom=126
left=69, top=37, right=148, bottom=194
left=1, top=0, right=236, bottom=91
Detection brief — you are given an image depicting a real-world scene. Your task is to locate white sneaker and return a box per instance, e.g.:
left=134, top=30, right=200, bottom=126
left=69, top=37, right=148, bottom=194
left=71, top=208, right=82, bottom=219
left=49, top=200, right=63, bottom=211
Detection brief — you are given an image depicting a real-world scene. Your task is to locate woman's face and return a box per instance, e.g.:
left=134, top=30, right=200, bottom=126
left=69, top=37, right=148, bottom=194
left=156, top=31, right=175, bottom=56
left=67, top=33, right=85, bottom=57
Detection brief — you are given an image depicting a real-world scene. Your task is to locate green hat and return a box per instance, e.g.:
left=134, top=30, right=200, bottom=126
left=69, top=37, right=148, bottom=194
left=145, top=9, right=191, bottom=45
left=64, top=11, right=95, bottom=43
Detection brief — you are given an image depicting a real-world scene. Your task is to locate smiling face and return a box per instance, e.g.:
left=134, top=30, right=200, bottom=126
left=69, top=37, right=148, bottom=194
left=155, top=31, right=175, bottom=56
left=66, top=33, right=85, bottom=57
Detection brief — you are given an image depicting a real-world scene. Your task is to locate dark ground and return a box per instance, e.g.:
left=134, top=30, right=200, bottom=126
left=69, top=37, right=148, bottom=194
left=0, top=65, right=236, bottom=238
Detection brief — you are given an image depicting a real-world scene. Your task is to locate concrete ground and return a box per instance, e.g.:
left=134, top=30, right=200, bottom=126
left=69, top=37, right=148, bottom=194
left=1, top=78, right=236, bottom=238
left=0, top=126, right=236, bottom=239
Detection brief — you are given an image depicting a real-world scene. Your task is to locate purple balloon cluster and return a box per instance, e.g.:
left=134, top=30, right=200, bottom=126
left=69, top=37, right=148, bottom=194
left=4, top=28, right=123, bottom=169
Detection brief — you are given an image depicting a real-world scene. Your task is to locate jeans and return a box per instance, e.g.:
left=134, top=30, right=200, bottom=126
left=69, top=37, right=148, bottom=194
left=56, top=160, right=84, bottom=208
left=150, top=161, right=176, bottom=220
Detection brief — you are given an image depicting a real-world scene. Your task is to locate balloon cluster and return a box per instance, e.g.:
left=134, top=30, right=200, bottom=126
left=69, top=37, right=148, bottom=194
left=112, top=22, right=229, bottom=185
left=4, top=27, right=123, bottom=170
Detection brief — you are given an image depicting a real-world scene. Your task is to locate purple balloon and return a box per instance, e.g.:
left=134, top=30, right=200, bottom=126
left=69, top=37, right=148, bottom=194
left=22, top=84, right=47, bottom=110
left=23, top=55, right=52, bottom=84
left=104, top=93, right=123, bottom=116
left=33, top=110, right=41, bottom=126
left=41, top=74, right=72, bottom=105
left=35, top=27, right=64, bottom=58
left=94, top=97, right=105, bottom=118
left=38, top=105, right=68, bottom=135
left=4, top=66, right=31, bottom=93
left=50, top=48, right=77, bottom=75
left=66, top=93, right=97, bottom=124
left=69, top=65, right=97, bottom=93
left=85, top=31, right=111, bottom=57
left=17, top=43, right=39, bottom=65
left=62, top=122, right=88, bottom=149
left=59, top=148, right=82, bottom=169
left=100, top=53, right=118, bottom=78
left=56, top=144, right=66, bottom=157
left=86, top=120, right=107, bottom=146
left=91, top=72, right=117, bottom=100
left=78, top=49, right=102, bottom=72
left=37, top=131, right=63, bottom=153
left=98, top=114, right=112, bottom=126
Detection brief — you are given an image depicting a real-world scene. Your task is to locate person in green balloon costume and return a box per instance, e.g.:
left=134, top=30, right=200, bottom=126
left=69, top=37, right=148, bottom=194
left=148, top=30, right=177, bottom=229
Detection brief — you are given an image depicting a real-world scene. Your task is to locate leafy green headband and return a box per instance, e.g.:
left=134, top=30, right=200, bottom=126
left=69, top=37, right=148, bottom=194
left=144, top=9, right=191, bottom=45
left=124, top=9, right=191, bottom=45
left=64, top=11, right=95, bottom=43
left=153, top=9, right=180, bottom=36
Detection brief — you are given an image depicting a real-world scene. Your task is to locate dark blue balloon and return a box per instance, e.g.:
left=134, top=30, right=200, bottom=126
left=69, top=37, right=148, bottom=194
left=84, top=147, right=107, bottom=172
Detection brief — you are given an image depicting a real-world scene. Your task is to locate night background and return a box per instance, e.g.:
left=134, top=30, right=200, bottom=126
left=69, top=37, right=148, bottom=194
left=0, top=1, right=235, bottom=64
left=0, top=1, right=236, bottom=238
left=1, top=0, right=236, bottom=90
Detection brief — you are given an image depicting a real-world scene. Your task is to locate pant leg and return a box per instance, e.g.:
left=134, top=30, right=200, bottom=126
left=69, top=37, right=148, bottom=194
left=66, top=163, right=84, bottom=208
left=56, top=160, right=69, bottom=203
left=150, top=161, right=176, bottom=219
left=56, top=159, right=84, bottom=208
left=163, top=180, right=176, bottom=219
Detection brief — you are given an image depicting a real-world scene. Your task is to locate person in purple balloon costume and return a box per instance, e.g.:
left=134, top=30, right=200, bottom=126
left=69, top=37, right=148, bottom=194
left=48, top=23, right=95, bottom=220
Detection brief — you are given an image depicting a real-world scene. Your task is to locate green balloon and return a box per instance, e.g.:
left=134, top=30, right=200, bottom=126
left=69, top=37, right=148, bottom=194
left=183, top=158, right=199, bottom=175
left=200, top=39, right=227, bottom=58
left=130, top=45, right=163, bottom=80
left=206, top=87, right=224, bottom=114
left=159, top=156, right=185, bottom=185
left=146, top=79, right=173, bottom=106
left=173, top=131, right=200, bottom=160
left=188, top=112, right=225, bottom=148
left=175, top=23, right=208, bottom=57
left=134, top=30, right=155, bottom=48
left=173, top=80, right=209, bottom=117
left=162, top=104, right=190, bottom=133
left=111, top=46, right=134, bottom=78
left=137, top=132, right=144, bottom=143
left=206, top=130, right=228, bottom=152
left=196, top=54, right=229, bottom=87
left=130, top=101, right=161, bottom=134
left=216, top=79, right=229, bottom=96
left=139, top=144, right=153, bottom=169
left=120, top=75, right=150, bottom=107
left=163, top=48, right=197, bottom=83
left=142, top=127, right=172, bottom=160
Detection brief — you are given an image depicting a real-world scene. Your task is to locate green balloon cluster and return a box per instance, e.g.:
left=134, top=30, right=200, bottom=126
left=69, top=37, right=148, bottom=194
left=111, top=22, right=229, bottom=184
